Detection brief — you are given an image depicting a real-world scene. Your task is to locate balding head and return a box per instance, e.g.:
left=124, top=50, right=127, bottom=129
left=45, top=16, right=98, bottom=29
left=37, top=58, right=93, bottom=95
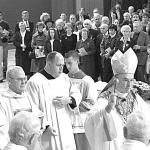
left=6, top=66, right=26, bottom=94
left=125, top=111, right=150, bottom=145
left=6, top=66, right=25, bottom=82
left=45, top=51, right=64, bottom=78
left=128, top=6, right=134, bottom=13
left=8, top=111, right=41, bottom=148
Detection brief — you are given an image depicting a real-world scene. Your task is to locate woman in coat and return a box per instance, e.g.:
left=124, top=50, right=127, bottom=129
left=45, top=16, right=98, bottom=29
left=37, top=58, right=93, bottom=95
left=76, top=28, right=96, bottom=80
left=44, top=28, right=61, bottom=55
left=30, top=22, right=47, bottom=73
left=115, top=25, right=135, bottom=53
left=61, top=23, right=77, bottom=56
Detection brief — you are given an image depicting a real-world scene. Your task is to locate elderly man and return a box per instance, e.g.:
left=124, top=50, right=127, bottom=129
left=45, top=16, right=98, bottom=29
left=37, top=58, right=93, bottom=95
left=3, top=111, right=42, bottom=150
left=132, top=21, right=150, bottom=82
left=92, top=13, right=102, bottom=31
left=0, top=66, right=43, bottom=149
left=26, top=51, right=81, bottom=150
left=128, top=6, right=134, bottom=18
left=85, top=48, right=149, bottom=150
left=65, top=50, right=97, bottom=150
left=121, top=111, right=150, bottom=150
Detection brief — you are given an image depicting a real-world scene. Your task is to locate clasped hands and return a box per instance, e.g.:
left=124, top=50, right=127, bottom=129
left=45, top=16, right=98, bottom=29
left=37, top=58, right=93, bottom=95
left=100, top=47, right=111, bottom=58
left=133, top=45, right=140, bottom=50
left=53, top=96, right=72, bottom=109
left=20, top=43, right=26, bottom=49
left=78, top=48, right=88, bottom=56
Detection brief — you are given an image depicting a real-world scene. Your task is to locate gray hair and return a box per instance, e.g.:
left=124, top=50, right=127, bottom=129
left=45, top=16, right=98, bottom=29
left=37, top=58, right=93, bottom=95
left=83, top=19, right=92, bottom=27
left=120, top=25, right=131, bottom=34
left=55, top=19, right=64, bottom=26
left=100, top=23, right=108, bottom=29
left=40, top=12, right=50, bottom=22
left=126, top=111, right=150, bottom=141
left=9, top=111, right=41, bottom=145
left=123, top=12, right=130, bottom=17
left=6, top=66, right=25, bottom=81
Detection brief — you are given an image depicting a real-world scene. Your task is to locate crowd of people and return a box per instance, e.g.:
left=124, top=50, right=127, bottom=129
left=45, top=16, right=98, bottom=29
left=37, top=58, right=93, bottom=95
left=0, top=2, right=150, bottom=150
left=0, top=3, right=150, bottom=83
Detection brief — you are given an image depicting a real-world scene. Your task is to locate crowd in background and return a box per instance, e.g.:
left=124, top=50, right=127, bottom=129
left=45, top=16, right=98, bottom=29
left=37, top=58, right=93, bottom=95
left=0, top=3, right=150, bottom=84
left=0, top=2, right=150, bottom=150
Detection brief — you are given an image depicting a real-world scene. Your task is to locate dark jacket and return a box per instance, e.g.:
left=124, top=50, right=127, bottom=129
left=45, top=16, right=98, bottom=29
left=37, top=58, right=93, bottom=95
left=44, top=39, right=62, bottom=55
left=76, top=38, right=96, bottom=80
left=133, top=31, right=150, bottom=65
left=114, top=37, right=136, bottom=53
left=76, top=14, right=90, bottom=21
left=13, top=30, right=32, bottom=74
left=61, top=34, right=77, bottom=55
left=15, top=21, right=34, bottom=35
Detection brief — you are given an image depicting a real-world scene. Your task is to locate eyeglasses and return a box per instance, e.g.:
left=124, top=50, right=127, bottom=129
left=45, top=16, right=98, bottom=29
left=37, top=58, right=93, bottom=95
left=10, top=75, right=27, bottom=82
left=29, top=129, right=43, bottom=144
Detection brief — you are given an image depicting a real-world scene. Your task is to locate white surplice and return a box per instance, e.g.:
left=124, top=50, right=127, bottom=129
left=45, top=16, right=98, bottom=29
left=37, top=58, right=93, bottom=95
left=3, top=142, right=27, bottom=150
left=26, top=73, right=81, bottom=150
left=85, top=88, right=150, bottom=150
left=0, top=89, right=43, bottom=149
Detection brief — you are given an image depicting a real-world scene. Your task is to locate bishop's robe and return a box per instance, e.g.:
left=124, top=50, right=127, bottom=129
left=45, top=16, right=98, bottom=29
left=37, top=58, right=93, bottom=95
left=85, top=87, right=150, bottom=150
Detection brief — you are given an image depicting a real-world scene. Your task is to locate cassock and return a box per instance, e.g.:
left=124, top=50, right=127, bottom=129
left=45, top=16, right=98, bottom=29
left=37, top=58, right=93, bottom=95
left=85, top=48, right=150, bottom=150
left=68, top=70, right=97, bottom=150
left=26, top=70, right=81, bottom=150
left=0, top=89, right=43, bottom=149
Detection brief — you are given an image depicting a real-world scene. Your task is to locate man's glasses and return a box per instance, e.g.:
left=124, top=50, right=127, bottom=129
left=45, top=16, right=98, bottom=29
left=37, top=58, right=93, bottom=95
left=10, top=76, right=27, bottom=82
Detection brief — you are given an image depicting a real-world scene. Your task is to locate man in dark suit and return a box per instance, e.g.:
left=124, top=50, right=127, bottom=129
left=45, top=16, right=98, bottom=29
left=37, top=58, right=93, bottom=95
left=76, top=8, right=90, bottom=22
left=13, top=22, right=32, bottom=77
left=15, top=11, right=34, bottom=35
left=133, top=21, right=150, bottom=82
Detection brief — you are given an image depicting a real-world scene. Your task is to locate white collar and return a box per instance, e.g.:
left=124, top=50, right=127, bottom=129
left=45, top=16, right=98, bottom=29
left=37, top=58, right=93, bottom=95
left=20, top=30, right=26, bottom=34
left=103, top=32, right=108, bottom=36
left=122, top=139, right=148, bottom=150
left=2, top=89, right=26, bottom=98
left=120, top=36, right=131, bottom=42
left=23, top=19, right=28, bottom=22
left=110, top=33, right=116, bottom=38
